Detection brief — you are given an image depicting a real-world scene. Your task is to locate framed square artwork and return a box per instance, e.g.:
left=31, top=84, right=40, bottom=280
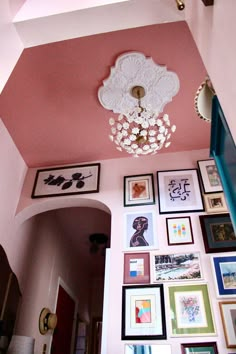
left=168, top=283, right=215, bottom=336
left=157, top=169, right=204, bottom=214
left=124, top=211, right=158, bottom=251
left=124, top=174, right=155, bottom=207
left=121, top=284, right=166, bottom=340
left=219, top=301, right=236, bottom=348
left=197, top=159, right=223, bottom=194
left=211, top=255, right=236, bottom=297
left=166, top=216, right=194, bottom=245
left=203, top=193, right=228, bottom=213
left=199, top=213, right=236, bottom=253
left=181, top=342, right=218, bottom=354
left=123, top=252, right=150, bottom=284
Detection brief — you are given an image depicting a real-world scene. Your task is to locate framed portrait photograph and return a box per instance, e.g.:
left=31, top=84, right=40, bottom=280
left=124, top=174, right=155, bottom=207
left=219, top=301, right=236, bottom=348
left=181, top=342, right=218, bottom=354
left=203, top=193, right=228, bottom=214
left=199, top=213, right=236, bottom=253
left=211, top=255, right=236, bottom=297
left=31, top=163, right=100, bottom=198
left=168, top=283, right=215, bottom=336
left=152, top=252, right=203, bottom=283
left=157, top=169, right=204, bottom=214
left=125, top=344, right=172, bottom=354
left=121, top=284, right=166, bottom=340
left=197, top=159, right=223, bottom=194
left=166, top=216, right=194, bottom=245
left=124, top=211, right=158, bottom=251
left=123, top=252, right=150, bottom=284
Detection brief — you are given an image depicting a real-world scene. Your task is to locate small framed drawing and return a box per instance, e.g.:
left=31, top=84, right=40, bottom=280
left=197, top=159, right=223, bottom=193
left=31, top=163, right=100, bottom=198
left=125, top=344, right=172, bottom=354
left=124, top=211, right=158, bottom=251
left=203, top=193, right=228, bottom=214
left=152, top=252, right=202, bottom=282
left=219, top=301, right=236, bottom=348
left=157, top=169, right=204, bottom=214
left=121, top=284, right=166, bottom=340
left=124, top=174, right=155, bottom=207
left=166, top=216, right=194, bottom=245
left=168, top=283, right=215, bottom=336
left=181, top=342, right=218, bottom=354
left=211, top=255, right=236, bottom=297
left=199, top=213, right=236, bottom=253
left=123, top=253, right=150, bottom=284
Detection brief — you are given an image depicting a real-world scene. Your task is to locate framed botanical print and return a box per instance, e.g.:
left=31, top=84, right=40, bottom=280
left=166, top=216, right=194, bottom=245
left=124, top=174, right=155, bottom=207
left=203, top=193, right=228, bottom=213
left=181, top=342, right=218, bottom=354
left=123, top=252, right=150, bottom=284
left=219, top=301, right=236, bottom=348
left=157, top=169, right=204, bottom=214
left=197, top=159, right=223, bottom=193
left=121, top=284, right=166, bottom=340
left=211, top=255, right=236, bottom=297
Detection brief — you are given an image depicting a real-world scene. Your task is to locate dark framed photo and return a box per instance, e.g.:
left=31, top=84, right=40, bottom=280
left=124, top=174, right=155, bottom=207
left=181, top=342, right=218, bottom=354
left=121, top=284, right=166, bottom=340
left=199, top=213, right=236, bottom=253
left=166, top=216, right=194, bottom=245
left=157, top=169, right=204, bottom=214
left=31, top=163, right=100, bottom=198
left=197, top=159, right=223, bottom=193
left=203, top=192, right=228, bottom=213
left=219, top=301, right=236, bottom=348
left=123, top=253, right=150, bottom=284
left=211, top=255, right=236, bottom=297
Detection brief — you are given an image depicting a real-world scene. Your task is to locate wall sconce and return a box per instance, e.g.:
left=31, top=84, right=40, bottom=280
left=39, top=308, right=57, bottom=335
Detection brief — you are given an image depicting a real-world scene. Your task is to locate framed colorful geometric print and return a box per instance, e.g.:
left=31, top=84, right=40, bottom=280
left=123, top=253, right=150, bottom=284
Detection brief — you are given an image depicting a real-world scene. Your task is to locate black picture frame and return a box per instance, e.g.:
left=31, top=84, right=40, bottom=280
left=123, top=174, right=155, bottom=207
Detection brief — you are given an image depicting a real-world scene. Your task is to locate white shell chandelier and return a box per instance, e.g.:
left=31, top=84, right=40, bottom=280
left=98, top=52, right=180, bottom=157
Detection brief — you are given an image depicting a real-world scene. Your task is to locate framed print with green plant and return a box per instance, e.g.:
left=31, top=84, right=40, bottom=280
left=123, top=252, right=150, bottom=284
left=197, top=159, right=222, bottom=194
left=157, top=169, right=204, bottom=214
left=181, top=342, right=218, bottom=354
left=166, top=216, right=194, bottom=245
left=168, top=283, right=215, bottom=336
left=211, top=255, right=236, bottom=297
left=124, top=174, right=155, bottom=207
left=121, top=284, right=166, bottom=340
left=219, top=301, right=236, bottom=348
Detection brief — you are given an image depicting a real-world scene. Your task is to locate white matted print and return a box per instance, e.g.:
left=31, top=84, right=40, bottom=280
left=198, top=159, right=223, bottom=193
left=124, top=211, right=158, bottom=251
left=125, top=344, right=172, bottom=354
left=166, top=216, right=194, bottom=245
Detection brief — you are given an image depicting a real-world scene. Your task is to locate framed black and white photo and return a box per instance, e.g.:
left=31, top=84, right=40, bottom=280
left=157, top=169, right=204, bottom=214
left=124, top=174, right=155, bottom=207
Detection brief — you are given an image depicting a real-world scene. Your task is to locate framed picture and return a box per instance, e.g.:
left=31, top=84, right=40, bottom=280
left=197, top=159, right=223, bottom=193
left=152, top=252, right=203, bottom=283
left=124, top=174, right=155, bottom=207
left=123, top=253, right=150, bottom=284
left=125, top=344, right=172, bottom=354
left=121, top=284, right=166, bottom=340
left=199, top=213, right=236, bottom=253
left=219, top=301, right=236, bottom=348
left=31, top=163, right=100, bottom=198
left=124, top=211, right=158, bottom=251
left=168, top=283, right=215, bottom=336
left=181, top=342, right=218, bottom=354
left=166, top=216, right=194, bottom=245
left=203, top=193, right=228, bottom=213
left=157, top=169, right=204, bottom=214
left=211, top=255, right=236, bottom=297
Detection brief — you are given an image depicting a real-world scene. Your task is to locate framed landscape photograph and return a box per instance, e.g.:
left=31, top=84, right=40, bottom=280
left=168, top=283, right=215, bottom=336
left=199, top=213, right=236, bottom=253
left=152, top=252, right=202, bottom=283
left=121, top=284, right=166, bottom=340
left=124, top=174, right=155, bottom=207
left=157, top=169, right=204, bottom=214
left=124, top=211, right=158, bottom=251
left=219, top=301, right=236, bottom=348
left=181, top=342, right=218, bottom=354
left=125, top=344, right=172, bottom=354
left=166, top=216, right=194, bottom=245
left=123, top=252, right=150, bottom=284
left=203, top=193, right=228, bottom=214
left=197, top=159, right=223, bottom=194
left=211, top=255, right=236, bottom=297
left=31, top=163, right=100, bottom=198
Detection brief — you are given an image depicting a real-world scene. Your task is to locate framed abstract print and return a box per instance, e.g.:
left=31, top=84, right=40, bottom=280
left=168, top=283, right=215, bottom=336
left=157, top=169, right=204, bottom=214
left=124, top=174, right=155, bottom=207
left=121, top=284, right=166, bottom=340
left=181, top=342, right=218, bottom=354
left=166, top=216, right=194, bottom=245
left=211, top=255, right=236, bottom=297
left=219, top=301, right=236, bottom=348
left=123, top=252, right=150, bottom=284
left=199, top=213, right=236, bottom=253
left=203, top=193, right=228, bottom=214
left=197, top=159, right=223, bottom=194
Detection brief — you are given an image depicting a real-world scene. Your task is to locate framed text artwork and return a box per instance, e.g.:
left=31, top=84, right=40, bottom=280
left=219, top=301, right=236, bottom=348
left=211, top=255, right=236, bottom=297
left=123, top=252, right=150, bottom=284
left=124, top=174, right=155, bottom=207
left=197, top=159, right=223, bottom=194
left=166, top=216, right=194, bottom=245
left=157, top=169, right=204, bottom=214
left=121, top=284, right=166, bottom=340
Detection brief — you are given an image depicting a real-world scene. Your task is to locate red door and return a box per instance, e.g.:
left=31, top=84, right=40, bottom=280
left=51, top=285, right=76, bottom=354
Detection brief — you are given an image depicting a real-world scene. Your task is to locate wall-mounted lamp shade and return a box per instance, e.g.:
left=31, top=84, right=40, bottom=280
left=7, top=335, right=35, bottom=354
left=194, top=79, right=215, bottom=122
left=39, top=308, right=57, bottom=335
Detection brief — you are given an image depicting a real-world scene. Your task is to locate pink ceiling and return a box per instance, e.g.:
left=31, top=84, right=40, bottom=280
left=0, top=21, right=210, bottom=168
